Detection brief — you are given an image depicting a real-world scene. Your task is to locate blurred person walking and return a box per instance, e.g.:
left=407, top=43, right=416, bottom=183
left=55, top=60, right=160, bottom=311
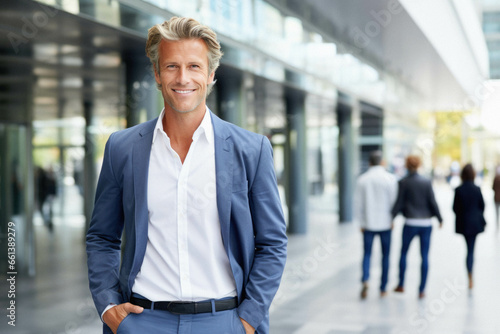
left=453, top=164, right=486, bottom=289
left=392, top=155, right=443, bottom=299
left=492, top=166, right=500, bottom=232
left=354, top=151, right=398, bottom=299
left=35, top=165, right=56, bottom=231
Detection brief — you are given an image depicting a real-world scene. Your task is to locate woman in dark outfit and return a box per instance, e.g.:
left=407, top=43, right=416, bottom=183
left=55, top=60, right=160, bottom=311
left=453, top=163, right=486, bottom=289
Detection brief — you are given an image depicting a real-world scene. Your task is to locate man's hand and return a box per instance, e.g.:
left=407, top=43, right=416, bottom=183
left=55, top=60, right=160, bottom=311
left=103, top=303, right=144, bottom=334
left=240, top=318, right=255, bottom=334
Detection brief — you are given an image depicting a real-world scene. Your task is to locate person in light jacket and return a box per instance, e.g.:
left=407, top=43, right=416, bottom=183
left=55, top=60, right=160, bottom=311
left=453, top=163, right=486, bottom=289
left=354, top=151, right=397, bottom=299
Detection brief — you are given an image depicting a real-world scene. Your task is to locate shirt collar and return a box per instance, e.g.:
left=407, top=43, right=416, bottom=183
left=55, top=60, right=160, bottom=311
left=193, top=107, right=213, bottom=145
left=152, top=108, right=165, bottom=144
left=152, top=107, right=213, bottom=145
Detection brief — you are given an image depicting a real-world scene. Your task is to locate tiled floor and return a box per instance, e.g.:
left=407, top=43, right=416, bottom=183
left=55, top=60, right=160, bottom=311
left=271, top=183, right=500, bottom=334
left=2, top=182, right=500, bottom=333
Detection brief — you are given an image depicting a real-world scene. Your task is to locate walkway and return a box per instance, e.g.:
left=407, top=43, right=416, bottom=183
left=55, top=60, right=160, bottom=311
left=1, top=183, right=499, bottom=333
left=271, top=183, right=500, bottom=334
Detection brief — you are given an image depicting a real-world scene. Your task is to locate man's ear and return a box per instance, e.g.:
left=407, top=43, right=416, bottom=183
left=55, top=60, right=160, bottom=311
left=154, top=67, right=161, bottom=86
left=208, top=70, right=215, bottom=84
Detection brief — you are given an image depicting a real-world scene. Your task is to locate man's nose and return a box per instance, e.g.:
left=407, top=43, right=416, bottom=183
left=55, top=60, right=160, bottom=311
left=176, top=67, right=190, bottom=85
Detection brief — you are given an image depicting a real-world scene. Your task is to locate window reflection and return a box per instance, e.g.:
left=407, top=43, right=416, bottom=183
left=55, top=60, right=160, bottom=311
left=33, top=0, right=399, bottom=102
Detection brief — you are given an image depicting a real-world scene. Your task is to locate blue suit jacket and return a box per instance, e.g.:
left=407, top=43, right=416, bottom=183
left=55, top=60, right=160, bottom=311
left=86, top=111, right=287, bottom=333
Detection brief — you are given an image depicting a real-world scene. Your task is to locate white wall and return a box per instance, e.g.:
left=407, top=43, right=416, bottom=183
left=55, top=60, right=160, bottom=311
left=400, top=0, right=490, bottom=109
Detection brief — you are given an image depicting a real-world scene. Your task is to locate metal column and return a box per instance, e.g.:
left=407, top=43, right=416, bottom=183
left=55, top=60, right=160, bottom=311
left=216, top=67, right=243, bottom=126
left=83, top=99, right=96, bottom=235
left=337, top=97, right=354, bottom=223
left=285, top=87, right=308, bottom=234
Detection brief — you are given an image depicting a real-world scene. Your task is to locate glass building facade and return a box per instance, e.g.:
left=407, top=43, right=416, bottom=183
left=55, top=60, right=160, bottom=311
left=0, top=0, right=424, bottom=276
left=483, top=3, right=500, bottom=79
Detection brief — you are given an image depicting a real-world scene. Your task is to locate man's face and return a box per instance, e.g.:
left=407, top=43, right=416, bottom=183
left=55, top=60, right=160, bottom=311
left=154, top=38, right=215, bottom=114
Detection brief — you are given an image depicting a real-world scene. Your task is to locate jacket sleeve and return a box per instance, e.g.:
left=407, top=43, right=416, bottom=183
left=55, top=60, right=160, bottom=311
left=390, top=176, right=398, bottom=207
left=86, top=133, right=125, bottom=317
left=452, top=188, right=459, bottom=214
left=478, top=187, right=485, bottom=213
left=391, top=180, right=404, bottom=218
left=427, top=182, right=443, bottom=223
left=237, top=137, right=288, bottom=330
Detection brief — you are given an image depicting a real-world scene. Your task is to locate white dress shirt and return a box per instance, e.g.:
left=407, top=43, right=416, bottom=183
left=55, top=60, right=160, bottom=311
left=354, top=165, right=398, bottom=231
left=132, top=108, right=237, bottom=302
left=405, top=218, right=433, bottom=227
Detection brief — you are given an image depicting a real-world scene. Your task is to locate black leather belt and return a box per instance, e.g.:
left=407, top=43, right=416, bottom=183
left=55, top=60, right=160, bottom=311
left=130, top=296, right=238, bottom=314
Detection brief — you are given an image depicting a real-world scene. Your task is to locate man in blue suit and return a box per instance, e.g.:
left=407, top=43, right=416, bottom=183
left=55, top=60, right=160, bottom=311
left=86, top=17, right=287, bottom=334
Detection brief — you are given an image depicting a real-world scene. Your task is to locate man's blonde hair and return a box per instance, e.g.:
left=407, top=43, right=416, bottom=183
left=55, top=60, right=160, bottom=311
left=145, top=17, right=223, bottom=93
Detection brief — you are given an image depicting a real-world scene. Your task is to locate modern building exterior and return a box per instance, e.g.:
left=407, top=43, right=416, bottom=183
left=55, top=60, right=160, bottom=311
left=0, top=0, right=489, bottom=276
left=483, top=0, right=500, bottom=79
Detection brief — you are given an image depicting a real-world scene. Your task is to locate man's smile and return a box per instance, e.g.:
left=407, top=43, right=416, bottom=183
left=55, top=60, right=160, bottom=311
left=173, top=89, right=196, bottom=94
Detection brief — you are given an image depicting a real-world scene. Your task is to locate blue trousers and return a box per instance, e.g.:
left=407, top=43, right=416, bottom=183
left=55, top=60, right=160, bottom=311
left=464, top=234, right=477, bottom=273
left=116, top=308, right=246, bottom=334
left=361, top=229, right=391, bottom=292
left=397, top=225, right=432, bottom=293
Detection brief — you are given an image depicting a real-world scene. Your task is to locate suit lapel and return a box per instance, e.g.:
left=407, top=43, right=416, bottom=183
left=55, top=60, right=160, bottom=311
left=131, top=114, right=233, bottom=252
left=212, top=113, right=233, bottom=251
left=132, top=120, right=155, bottom=253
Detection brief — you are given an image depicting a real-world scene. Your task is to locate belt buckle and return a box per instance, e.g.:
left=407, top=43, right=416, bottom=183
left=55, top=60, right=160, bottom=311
left=167, top=301, right=194, bottom=315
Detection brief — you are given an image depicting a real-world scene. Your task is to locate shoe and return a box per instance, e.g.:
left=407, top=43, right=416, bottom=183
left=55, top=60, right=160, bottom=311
left=419, top=292, right=425, bottom=299
left=394, top=286, right=404, bottom=293
left=360, top=283, right=368, bottom=299
left=468, top=272, right=473, bottom=289
left=380, top=291, right=388, bottom=298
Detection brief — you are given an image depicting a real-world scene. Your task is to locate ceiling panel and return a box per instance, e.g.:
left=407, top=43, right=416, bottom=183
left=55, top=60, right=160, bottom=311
left=297, top=0, right=468, bottom=109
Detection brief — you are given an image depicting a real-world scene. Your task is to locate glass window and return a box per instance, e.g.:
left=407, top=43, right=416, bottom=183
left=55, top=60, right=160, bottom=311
left=483, top=12, right=500, bottom=33
left=254, top=0, right=285, bottom=61
left=482, top=0, right=500, bottom=7
left=306, top=95, right=337, bottom=197
left=305, top=43, right=336, bottom=80
left=0, top=124, right=31, bottom=273
left=255, top=0, right=283, bottom=39
left=284, top=16, right=303, bottom=43
left=36, top=0, right=80, bottom=13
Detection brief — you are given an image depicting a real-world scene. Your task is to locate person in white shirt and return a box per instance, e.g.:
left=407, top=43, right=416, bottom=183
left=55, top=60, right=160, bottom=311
left=354, top=151, right=397, bottom=299
left=86, top=17, right=287, bottom=334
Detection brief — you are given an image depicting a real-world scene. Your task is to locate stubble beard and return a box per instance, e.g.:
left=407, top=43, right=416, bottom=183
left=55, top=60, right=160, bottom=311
left=165, top=98, right=203, bottom=114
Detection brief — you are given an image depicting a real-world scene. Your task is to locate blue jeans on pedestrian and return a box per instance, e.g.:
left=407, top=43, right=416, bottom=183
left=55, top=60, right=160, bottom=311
left=362, top=229, right=391, bottom=292
left=464, top=234, right=477, bottom=273
left=397, top=225, right=432, bottom=293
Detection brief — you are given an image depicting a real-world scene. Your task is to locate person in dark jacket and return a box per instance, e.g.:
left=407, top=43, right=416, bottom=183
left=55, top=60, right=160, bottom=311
left=453, top=163, right=486, bottom=289
left=492, top=166, right=500, bottom=232
left=392, top=155, right=443, bottom=299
